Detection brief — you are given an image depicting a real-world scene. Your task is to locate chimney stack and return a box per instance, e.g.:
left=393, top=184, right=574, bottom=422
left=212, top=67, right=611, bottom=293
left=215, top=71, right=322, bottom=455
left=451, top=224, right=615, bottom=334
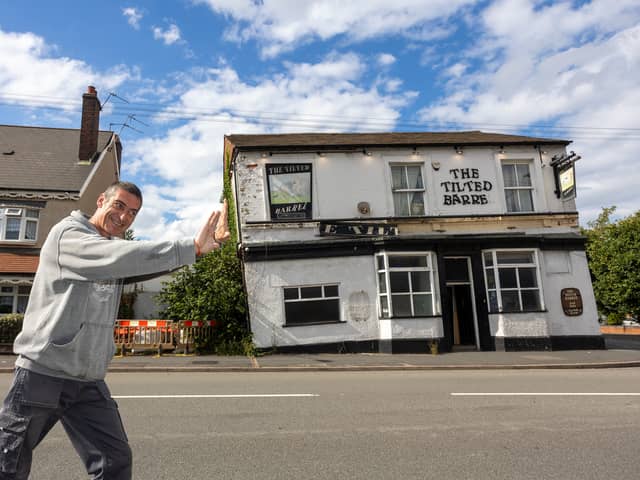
left=78, top=85, right=101, bottom=161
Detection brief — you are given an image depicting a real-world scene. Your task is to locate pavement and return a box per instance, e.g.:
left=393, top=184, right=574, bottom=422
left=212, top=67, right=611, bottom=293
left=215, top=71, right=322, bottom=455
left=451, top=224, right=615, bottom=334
left=2, top=346, right=640, bottom=373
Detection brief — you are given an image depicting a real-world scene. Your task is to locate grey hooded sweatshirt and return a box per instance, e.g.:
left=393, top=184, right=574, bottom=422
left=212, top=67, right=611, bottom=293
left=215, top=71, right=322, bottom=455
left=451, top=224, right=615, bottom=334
left=14, top=210, right=196, bottom=381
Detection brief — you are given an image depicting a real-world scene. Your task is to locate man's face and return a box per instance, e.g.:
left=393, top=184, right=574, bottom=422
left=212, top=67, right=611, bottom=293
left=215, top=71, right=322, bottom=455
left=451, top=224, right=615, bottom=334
left=90, top=188, right=141, bottom=238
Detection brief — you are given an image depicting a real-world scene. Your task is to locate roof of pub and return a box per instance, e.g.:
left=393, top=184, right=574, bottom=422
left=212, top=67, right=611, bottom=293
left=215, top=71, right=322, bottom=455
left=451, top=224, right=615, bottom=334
left=225, top=130, right=571, bottom=151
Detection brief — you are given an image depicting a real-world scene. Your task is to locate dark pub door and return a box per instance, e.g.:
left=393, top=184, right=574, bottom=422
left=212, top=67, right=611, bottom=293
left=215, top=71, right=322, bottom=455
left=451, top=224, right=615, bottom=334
left=444, top=257, right=478, bottom=350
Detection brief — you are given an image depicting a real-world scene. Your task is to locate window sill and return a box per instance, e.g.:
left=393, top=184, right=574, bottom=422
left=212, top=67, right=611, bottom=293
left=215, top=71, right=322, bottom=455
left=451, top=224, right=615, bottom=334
left=489, top=309, right=548, bottom=314
left=380, top=315, right=441, bottom=320
left=284, top=320, right=346, bottom=328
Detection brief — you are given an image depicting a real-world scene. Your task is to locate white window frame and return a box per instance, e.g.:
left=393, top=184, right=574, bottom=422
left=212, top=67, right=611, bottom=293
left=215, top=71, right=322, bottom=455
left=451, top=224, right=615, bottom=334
left=375, top=251, right=439, bottom=318
left=0, top=207, right=40, bottom=242
left=482, top=249, right=544, bottom=313
left=390, top=164, right=426, bottom=216
left=501, top=161, right=534, bottom=212
left=283, top=284, right=341, bottom=326
left=0, top=285, right=31, bottom=315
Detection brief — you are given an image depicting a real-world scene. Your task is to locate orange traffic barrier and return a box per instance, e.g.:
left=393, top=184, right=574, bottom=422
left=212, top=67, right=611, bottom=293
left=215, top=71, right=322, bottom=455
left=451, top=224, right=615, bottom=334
left=114, top=320, right=175, bottom=356
left=175, top=320, right=217, bottom=354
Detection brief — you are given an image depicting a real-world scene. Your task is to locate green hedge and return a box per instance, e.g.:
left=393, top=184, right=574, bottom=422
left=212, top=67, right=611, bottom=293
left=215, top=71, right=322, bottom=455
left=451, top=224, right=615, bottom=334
left=0, top=314, right=23, bottom=344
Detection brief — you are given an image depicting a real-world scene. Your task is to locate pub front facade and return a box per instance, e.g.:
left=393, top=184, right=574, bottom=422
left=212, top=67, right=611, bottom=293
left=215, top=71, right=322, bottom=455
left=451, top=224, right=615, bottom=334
left=225, top=132, right=603, bottom=353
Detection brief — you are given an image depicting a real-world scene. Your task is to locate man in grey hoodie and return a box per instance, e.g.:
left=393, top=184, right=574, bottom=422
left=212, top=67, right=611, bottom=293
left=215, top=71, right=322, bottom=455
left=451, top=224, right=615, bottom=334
left=0, top=181, right=229, bottom=480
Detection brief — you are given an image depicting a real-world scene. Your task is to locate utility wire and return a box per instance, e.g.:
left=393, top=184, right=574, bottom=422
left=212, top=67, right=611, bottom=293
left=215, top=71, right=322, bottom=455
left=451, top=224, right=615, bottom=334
left=1, top=92, right=639, bottom=140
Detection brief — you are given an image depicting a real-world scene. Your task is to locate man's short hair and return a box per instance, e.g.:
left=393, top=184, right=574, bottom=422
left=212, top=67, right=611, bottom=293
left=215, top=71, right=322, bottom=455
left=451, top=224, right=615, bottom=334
left=104, top=181, right=143, bottom=205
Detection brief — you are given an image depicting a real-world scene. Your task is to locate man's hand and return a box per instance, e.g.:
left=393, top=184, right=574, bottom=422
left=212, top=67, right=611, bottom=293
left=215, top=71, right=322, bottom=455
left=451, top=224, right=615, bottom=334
left=194, top=200, right=231, bottom=256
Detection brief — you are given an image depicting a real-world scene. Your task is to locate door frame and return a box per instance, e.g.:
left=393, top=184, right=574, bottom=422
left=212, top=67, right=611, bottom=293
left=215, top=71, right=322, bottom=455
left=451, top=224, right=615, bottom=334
left=443, top=256, right=480, bottom=350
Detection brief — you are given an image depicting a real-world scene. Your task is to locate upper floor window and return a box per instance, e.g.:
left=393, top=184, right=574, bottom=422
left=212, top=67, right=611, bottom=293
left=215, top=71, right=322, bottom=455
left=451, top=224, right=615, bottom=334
left=0, top=208, right=40, bottom=242
left=0, top=285, right=31, bottom=314
left=376, top=252, right=438, bottom=318
left=483, top=250, right=543, bottom=313
left=391, top=165, right=425, bottom=216
left=283, top=284, right=341, bottom=326
left=502, top=162, right=533, bottom=212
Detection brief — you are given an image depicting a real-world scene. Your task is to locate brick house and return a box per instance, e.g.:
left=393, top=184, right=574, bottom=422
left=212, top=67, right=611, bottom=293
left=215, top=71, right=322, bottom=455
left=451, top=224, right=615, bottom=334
left=0, top=86, right=121, bottom=314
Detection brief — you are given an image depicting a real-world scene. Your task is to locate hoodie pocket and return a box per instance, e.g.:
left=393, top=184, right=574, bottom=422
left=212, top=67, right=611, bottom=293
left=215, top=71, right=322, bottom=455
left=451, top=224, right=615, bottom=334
left=42, top=322, right=115, bottom=380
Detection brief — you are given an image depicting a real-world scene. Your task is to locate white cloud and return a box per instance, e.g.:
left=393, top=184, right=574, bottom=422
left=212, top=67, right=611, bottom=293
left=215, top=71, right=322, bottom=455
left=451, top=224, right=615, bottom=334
left=196, top=0, right=476, bottom=57
left=125, top=53, right=415, bottom=240
left=415, top=0, right=640, bottom=224
left=0, top=29, right=132, bottom=110
left=377, top=53, right=396, bottom=67
left=153, top=24, right=182, bottom=45
left=122, top=7, right=143, bottom=29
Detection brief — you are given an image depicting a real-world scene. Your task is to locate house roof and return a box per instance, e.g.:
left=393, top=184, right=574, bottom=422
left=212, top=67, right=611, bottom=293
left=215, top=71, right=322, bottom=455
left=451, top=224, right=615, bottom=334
left=0, top=125, right=114, bottom=193
left=225, top=131, right=571, bottom=151
left=0, top=253, right=39, bottom=273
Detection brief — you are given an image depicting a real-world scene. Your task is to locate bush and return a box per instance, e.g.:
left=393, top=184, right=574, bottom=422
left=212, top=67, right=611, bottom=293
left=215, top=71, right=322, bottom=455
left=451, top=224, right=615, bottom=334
left=0, top=314, right=24, bottom=344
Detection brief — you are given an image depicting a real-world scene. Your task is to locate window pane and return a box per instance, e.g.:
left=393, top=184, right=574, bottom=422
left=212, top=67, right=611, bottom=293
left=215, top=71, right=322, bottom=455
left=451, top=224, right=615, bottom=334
left=518, top=268, right=538, bottom=288
left=17, top=296, right=29, bottom=313
left=501, top=291, right=521, bottom=311
left=497, top=251, right=534, bottom=264
left=25, top=221, right=37, bottom=240
left=380, top=296, right=389, bottom=318
left=283, top=288, right=298, bottom=300
left=376, top=256, right=385, bottom=270
left=413, top=294, right=433, bottom=316
left=324, top=285, right=339, bottom=297
left=0, top=297, right=12, bottom=314
left=485, top=269, right=496, bottom=289
left=488, top=291, right=499, bottom=313
left=406, top=166, right=423, bottom=189
left=502, top=164, right=516, bottom=187
left=390, top=272, right=410, bottom=292
left=393, top=192, right=409, bottom=216
left=518, top=189, right=533, bottom=212
left=5, top=218, right=20, bottom=240
left=285, top=299, right=340, bottom=324
left=410, top=271, right=430, bottom=292
left=409, top=192, right=425, bottom=216
left=391, top=166, right=407, bottom=189
left=522, top=290, right=541, bottom=311
left=378, top=273, right=387, bottom=293
left=388, top=256, right=427, bottom=268
left=18, top=286, right=31, bottom=295
left=505, top=189, right=518, bottom=212
left=300, top=286, right=322, bottom=299
left=483, top=252, right=494, bottom=266
left=498, top=268, right=518, bottom=288
left=26, top=209, right=39, bottom=218
left=391, top=294, right=412, bottom=316
left=445, top=259, right=469, bottom=283
left=1, top=287, right=13, bottom=293
left=516, top=164, right=531, bottom=186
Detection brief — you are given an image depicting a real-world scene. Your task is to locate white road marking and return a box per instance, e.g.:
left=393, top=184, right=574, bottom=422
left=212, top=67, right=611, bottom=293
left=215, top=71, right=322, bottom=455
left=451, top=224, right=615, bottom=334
left=451, top=392, right=640, bottom=396
left=113, top=393, right=319, bottom=399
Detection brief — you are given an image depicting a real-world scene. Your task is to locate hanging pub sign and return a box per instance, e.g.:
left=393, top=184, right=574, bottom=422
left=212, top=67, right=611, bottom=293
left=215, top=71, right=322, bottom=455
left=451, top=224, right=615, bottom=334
left=266, top=163, right=313, bottom=221
left=559, top=163, right=576, bottom=200
left=561, top=288, right=583, bottom=316
left=550, top=151, right=580, bottom=201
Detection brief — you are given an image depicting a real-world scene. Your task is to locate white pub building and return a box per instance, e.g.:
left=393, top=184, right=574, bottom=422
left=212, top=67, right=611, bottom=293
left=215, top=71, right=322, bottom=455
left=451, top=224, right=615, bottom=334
left=225, top=131, right=603, bottom=353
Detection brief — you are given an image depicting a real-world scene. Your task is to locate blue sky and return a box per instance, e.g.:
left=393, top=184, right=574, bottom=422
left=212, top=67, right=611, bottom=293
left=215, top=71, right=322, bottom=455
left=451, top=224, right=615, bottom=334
left=1, top=0, right=639, bottom=240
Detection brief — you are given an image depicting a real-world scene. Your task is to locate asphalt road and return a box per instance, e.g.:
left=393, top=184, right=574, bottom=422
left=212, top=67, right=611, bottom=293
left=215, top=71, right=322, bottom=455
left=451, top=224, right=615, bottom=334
left=3, top=369, right=640, bottom=480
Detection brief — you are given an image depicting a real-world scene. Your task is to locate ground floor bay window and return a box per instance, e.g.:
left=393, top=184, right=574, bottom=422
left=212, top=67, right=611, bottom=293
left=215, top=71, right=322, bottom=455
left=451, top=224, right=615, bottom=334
left=376, top=252, right=439, bottom=318
left=0, top=284, right=31, bottom=314
left=482, top=249, right=543, bottom=313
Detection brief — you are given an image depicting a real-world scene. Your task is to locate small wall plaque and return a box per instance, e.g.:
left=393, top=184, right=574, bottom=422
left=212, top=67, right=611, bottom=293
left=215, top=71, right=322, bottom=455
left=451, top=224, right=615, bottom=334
left=561, top=288, right=583, bottom=316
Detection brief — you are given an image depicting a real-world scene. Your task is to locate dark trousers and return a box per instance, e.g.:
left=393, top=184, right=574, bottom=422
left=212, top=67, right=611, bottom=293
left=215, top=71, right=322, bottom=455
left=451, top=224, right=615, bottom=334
left=0, top=367, right=132, bottom=480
